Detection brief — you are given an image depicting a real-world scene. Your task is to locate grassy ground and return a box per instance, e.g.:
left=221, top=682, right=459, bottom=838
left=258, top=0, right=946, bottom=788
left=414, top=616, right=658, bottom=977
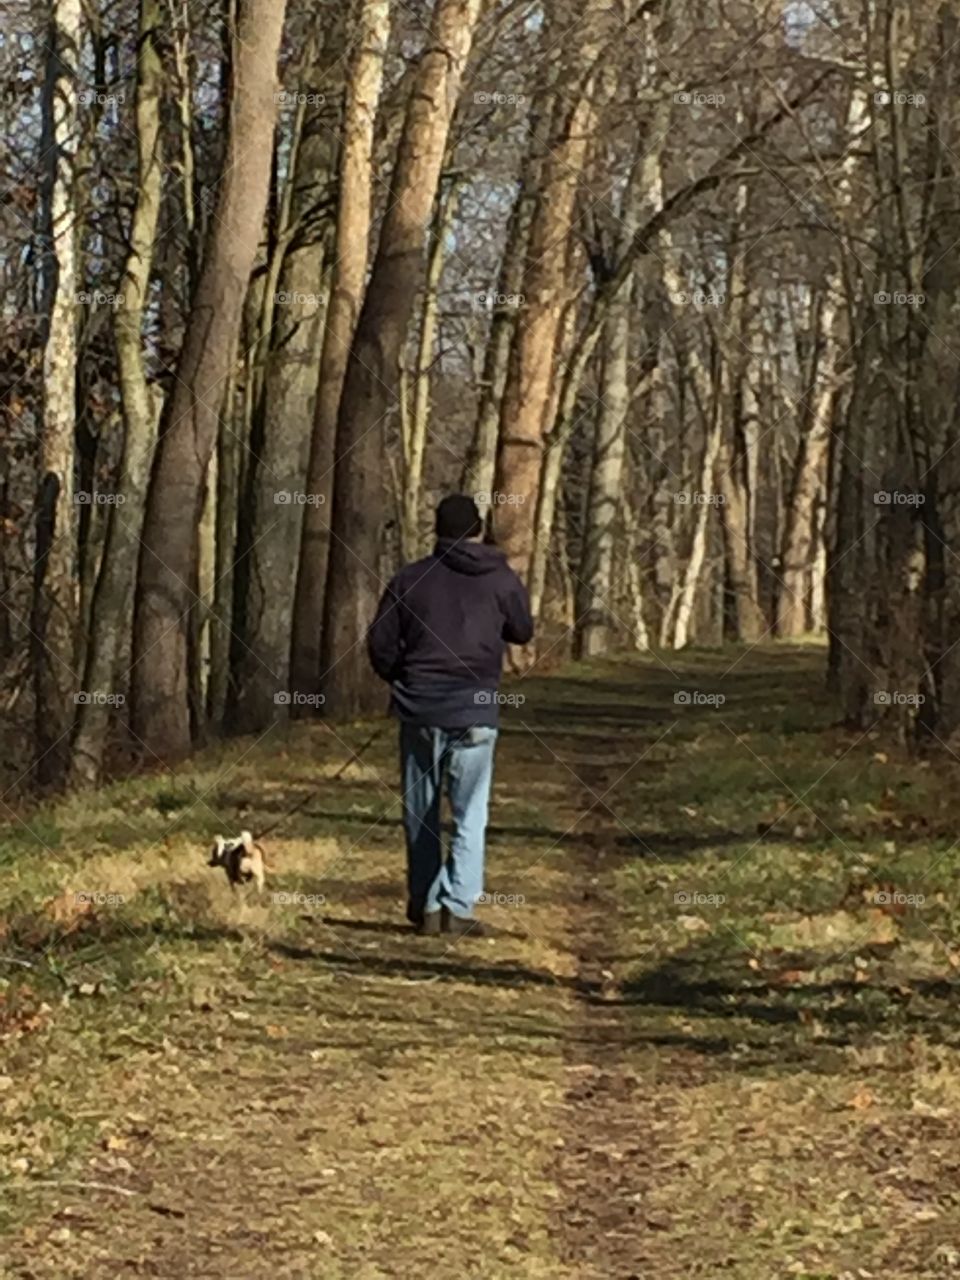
left=2, top=645, right=960, bottom=1277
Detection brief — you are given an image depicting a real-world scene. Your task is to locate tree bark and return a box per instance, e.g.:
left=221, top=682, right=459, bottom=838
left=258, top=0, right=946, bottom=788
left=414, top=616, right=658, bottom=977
left=70, top=0, right=163, bottom=786
left=777, top=87, right=869, bottom=640
left=320, top=0, right=481, bottom=717
left=290, top=0, right=391, bottom=704
left=491, top=1, right=611, bottom=577
left=131, top=0, right=287, bottom=761
left=401, top=182, right=458, bottom=561
left=775, top=295, right=840, bottom=639
left=461, top=146, right=538, bottom=500
left=229, top=38, right=343, bottom=733
left=574, top=111, right=665, bottom=656
left=32, top=0, right=82, bottom=787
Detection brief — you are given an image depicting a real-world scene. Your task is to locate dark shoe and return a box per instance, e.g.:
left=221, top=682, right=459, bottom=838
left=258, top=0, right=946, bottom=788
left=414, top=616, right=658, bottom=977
left=415, top=911, right=442, bottom=936
left=441, top=907, right=485, bottom=938
left=407, top=898, right=430, bottom=925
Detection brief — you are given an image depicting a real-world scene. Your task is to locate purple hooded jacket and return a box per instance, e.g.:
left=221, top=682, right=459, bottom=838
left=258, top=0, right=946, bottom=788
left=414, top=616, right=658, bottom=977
left=367, top=537, right=533, bottom=727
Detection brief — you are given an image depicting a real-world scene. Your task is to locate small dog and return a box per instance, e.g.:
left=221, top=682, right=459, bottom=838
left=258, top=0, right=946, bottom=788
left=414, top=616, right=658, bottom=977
left=208, top=830, right=266, bottom=893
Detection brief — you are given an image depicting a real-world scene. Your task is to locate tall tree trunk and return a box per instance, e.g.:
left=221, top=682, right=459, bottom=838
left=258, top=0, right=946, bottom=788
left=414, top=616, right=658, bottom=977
left=672, top=414, right=723, bottom=650
left=229, top=44, right=343, bottom=733
left=131, top=0, right=287, bottom=761
left=775, top=296, right=840, bottom=638
left=461, top=148, right=538, bottom=500
left=207, top=379, right=243, bottom=728
left=320, top=0, right=481, bottom=717
left=622, top=497, right=650, bottom=651
left=491, top=1, right=610, bottom=577
left=777, top=88, right=868, bottom=640
left=575, top=111, right=663, bottom=656
left=401, top=182, right=457, bottom=560
left=290, top=0, right=391, bottom=703
left=526, top=288, right=584, bottom=624
left=70, top=0, right=163, bottom=786
left=32, top=0, right=82, bottom=786
left=716, top=180, right=765, bottom=642
left=574, top=297, right=631, bottom=659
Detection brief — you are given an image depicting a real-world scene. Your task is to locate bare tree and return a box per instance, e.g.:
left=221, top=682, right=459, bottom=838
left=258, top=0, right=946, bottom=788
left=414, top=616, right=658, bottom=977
left=131, top=0, right=288, bottom=761
left=31, top=0, right=82, bottom=786
left=290, top=0, right=391, bottom=705
left=70, top=0, right=164, bottom=785
left=320, top=0, right=481, bottom=716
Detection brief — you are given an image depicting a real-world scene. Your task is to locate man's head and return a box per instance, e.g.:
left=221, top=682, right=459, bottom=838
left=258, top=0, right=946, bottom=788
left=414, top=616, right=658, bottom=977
left=435, top=494, right=482, bottom=542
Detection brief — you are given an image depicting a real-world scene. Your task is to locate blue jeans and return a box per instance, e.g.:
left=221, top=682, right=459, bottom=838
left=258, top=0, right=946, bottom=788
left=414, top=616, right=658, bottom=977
left=400, top=724, right=498, bottom=921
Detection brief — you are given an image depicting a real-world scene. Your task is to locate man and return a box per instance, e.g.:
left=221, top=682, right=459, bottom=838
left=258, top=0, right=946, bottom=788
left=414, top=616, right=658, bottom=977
left=367, top=494, right=533, bottom=936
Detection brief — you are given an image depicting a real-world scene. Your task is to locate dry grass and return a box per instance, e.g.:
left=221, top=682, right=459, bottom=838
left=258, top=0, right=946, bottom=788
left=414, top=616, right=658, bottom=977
left=3, top=647, right=960, bottom=1277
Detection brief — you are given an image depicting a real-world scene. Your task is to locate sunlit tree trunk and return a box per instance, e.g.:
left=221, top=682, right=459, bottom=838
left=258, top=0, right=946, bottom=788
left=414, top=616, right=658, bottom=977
left=492, top=0, right=611, bottom=577
left=70, top=0, right=163, bottom=786
left=320, top=0, right=481, bottom=716
left=776, top=296, right=840, bottom=639
left=401, top=182, right=457, bottom=560
left=290, top=0, right=391, bottom=703
left=32, top=0, right=82, bottom=786
left=716, top=182, right=765, bottom=642
left=777, top=88, right=868, bottom=640
left=461, top=143, right=539, bottom=501
left=131, top=0, right=287, bottom=761
left=229, top=39, right=342, bottom=733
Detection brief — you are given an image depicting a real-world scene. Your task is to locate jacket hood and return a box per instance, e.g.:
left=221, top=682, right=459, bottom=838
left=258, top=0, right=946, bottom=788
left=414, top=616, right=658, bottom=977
left=433, top=537, right=506, bottom=576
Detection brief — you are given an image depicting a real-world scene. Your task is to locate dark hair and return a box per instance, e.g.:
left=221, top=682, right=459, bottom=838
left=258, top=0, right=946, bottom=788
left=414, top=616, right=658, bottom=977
left=435, top=494, right=482, bottom=540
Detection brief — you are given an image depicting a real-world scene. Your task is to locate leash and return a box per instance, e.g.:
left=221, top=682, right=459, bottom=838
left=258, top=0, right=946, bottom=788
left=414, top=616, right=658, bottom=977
left=254, top=724, right=386, bottom=841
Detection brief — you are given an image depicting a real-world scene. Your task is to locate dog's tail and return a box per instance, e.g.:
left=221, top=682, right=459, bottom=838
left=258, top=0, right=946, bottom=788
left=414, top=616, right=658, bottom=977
left=241, top=830, right=269, bottom=872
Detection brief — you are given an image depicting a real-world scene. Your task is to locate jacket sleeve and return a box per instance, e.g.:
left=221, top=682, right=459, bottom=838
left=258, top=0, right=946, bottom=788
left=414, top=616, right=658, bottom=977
left=367, top=578, right=404, bottom=682
left=502, top=570, right=534, bottom=645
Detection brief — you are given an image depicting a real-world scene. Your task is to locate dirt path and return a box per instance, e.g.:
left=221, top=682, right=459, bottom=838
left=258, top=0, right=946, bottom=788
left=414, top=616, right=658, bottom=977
left=4, top=647, right=960, bottom=1277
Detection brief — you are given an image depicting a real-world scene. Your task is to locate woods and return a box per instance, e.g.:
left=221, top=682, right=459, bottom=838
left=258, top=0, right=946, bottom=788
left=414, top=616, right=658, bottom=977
left=3, top=0, right=960, bottom=789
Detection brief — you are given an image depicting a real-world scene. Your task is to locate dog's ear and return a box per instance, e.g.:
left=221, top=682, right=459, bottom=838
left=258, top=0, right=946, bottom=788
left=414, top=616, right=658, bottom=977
left=240, top=830, right=255, bottom=851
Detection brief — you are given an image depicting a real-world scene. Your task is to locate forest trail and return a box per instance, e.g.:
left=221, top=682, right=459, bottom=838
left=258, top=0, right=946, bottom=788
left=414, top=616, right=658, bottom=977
left=3, top=647, right=960, bottom=1279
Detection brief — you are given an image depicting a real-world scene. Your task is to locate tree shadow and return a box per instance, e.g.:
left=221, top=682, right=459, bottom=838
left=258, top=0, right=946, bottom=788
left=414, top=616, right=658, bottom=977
left=268, top=937, right=583, bottom=992
left=608, top=949, right=960, bottom=1064
left=246, top=806, right=755, bottom=861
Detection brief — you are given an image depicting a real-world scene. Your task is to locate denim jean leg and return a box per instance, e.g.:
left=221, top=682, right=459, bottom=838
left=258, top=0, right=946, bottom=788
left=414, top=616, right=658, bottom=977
left=440, top=726, right=498, bottom=918
left=400, top=724, right=444, bottom=921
